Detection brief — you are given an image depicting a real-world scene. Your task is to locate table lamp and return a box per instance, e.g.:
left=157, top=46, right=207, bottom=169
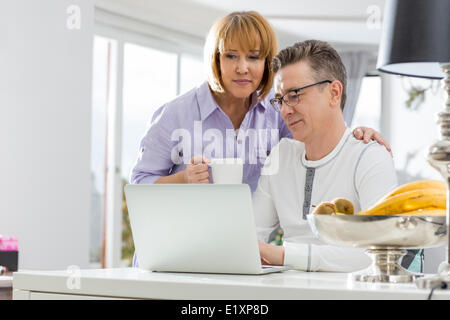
left=377, top=0, right=450, bottom=289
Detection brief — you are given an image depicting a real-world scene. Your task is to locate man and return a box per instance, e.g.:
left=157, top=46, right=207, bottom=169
left=253, top=40, right=398, bottom=272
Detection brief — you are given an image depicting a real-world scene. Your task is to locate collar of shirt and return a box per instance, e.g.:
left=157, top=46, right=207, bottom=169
left=196, top=81, right=269, bottom=121
left=301, top=127, right=352, bottom=169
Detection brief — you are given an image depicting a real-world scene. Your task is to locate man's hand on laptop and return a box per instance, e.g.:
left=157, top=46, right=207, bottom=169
left=258, top=241, right=285, bottom=266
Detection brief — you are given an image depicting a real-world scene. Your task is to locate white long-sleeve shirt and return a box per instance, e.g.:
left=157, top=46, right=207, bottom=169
left=253, top=128, right=398, bottom=272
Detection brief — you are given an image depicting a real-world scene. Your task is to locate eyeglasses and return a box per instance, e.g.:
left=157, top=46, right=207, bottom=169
left=270, top=80, right=332, bottom=112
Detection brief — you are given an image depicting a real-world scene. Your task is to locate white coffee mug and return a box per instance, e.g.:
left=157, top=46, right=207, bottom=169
left=209, top=158, right=243, bottom=184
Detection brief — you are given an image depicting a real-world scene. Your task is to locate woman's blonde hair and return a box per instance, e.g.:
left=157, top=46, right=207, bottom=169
left=204, top=11, right=278, bottom=100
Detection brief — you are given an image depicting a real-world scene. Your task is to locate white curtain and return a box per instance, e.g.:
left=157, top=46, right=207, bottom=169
left=340, top=51, right=369, bottom=127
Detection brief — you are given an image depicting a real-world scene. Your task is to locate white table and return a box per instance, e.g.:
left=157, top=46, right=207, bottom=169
left=11, top=268, right=450, bottom=300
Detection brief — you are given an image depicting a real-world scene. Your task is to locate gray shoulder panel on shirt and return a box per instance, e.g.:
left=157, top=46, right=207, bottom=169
left=353, top=141, right=379, bottom=200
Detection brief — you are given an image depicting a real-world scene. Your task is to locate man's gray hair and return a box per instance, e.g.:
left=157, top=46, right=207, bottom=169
left=272, top=40, right=347, bottom=111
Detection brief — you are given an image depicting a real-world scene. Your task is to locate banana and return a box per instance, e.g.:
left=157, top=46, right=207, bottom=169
left=356, top=208, right=446, bottom=216
left=358, top=188, right=446, bottom=215
left=379, top=180, right=445, bottom=202
left=315, top=180, right=447, bottom=216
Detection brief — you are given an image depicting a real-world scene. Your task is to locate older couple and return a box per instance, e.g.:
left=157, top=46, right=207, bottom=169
left=130, top=11, right=400, bottom=272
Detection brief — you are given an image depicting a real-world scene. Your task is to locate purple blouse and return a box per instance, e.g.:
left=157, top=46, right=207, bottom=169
left=130, top=81, right=291, bottom=193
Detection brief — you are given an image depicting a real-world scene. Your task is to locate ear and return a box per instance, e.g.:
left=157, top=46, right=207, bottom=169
left=329, top=80, right=343, bottom=108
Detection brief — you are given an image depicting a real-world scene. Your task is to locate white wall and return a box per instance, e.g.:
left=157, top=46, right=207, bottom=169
left=0, top=0, right=93, bottom=270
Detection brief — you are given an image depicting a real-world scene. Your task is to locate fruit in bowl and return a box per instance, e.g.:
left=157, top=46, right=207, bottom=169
left=313, top=198, right=354, bottom=215
left=312, top=179, right=446, bottom=216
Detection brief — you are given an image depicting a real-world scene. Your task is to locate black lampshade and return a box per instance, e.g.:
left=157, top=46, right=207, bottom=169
left=377, top=0, right=450, bottom=79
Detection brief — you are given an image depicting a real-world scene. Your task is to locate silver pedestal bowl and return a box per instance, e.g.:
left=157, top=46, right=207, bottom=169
left=307, top=214, right=447, bottom=283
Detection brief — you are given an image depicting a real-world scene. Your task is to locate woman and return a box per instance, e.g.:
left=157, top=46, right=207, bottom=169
left=130, top=11, right=389, bottom=193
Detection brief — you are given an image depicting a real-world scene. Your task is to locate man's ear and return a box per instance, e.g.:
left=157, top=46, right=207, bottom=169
left=329, top=80, right=343, bottom=108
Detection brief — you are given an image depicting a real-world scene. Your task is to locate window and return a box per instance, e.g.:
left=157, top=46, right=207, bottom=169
left=353, top=74, right=443, bottom=184
left=180, top=53, right=204, bottom=95
left=120, top=44, right=179, bottom=266
left=91, top=22, right=203, bottom=268
left=385, top=75, right=443, bottom=184
left=90, top=36, right=117, bottom=267
left=352, top=76, right=382, bottom=132
left=121, top=43, right=178, bottom=183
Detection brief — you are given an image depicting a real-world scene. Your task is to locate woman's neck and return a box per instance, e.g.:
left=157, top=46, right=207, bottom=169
left=212, top=90, right=251, bottom=113
left=212, top=90, right=252, bottom=129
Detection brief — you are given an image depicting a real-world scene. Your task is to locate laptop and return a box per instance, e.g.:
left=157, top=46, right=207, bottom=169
left=124, top=184, right=288, bottom=275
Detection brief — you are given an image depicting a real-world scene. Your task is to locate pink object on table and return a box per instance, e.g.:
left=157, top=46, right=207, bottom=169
left=0, top=236, right=18, bottom=251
